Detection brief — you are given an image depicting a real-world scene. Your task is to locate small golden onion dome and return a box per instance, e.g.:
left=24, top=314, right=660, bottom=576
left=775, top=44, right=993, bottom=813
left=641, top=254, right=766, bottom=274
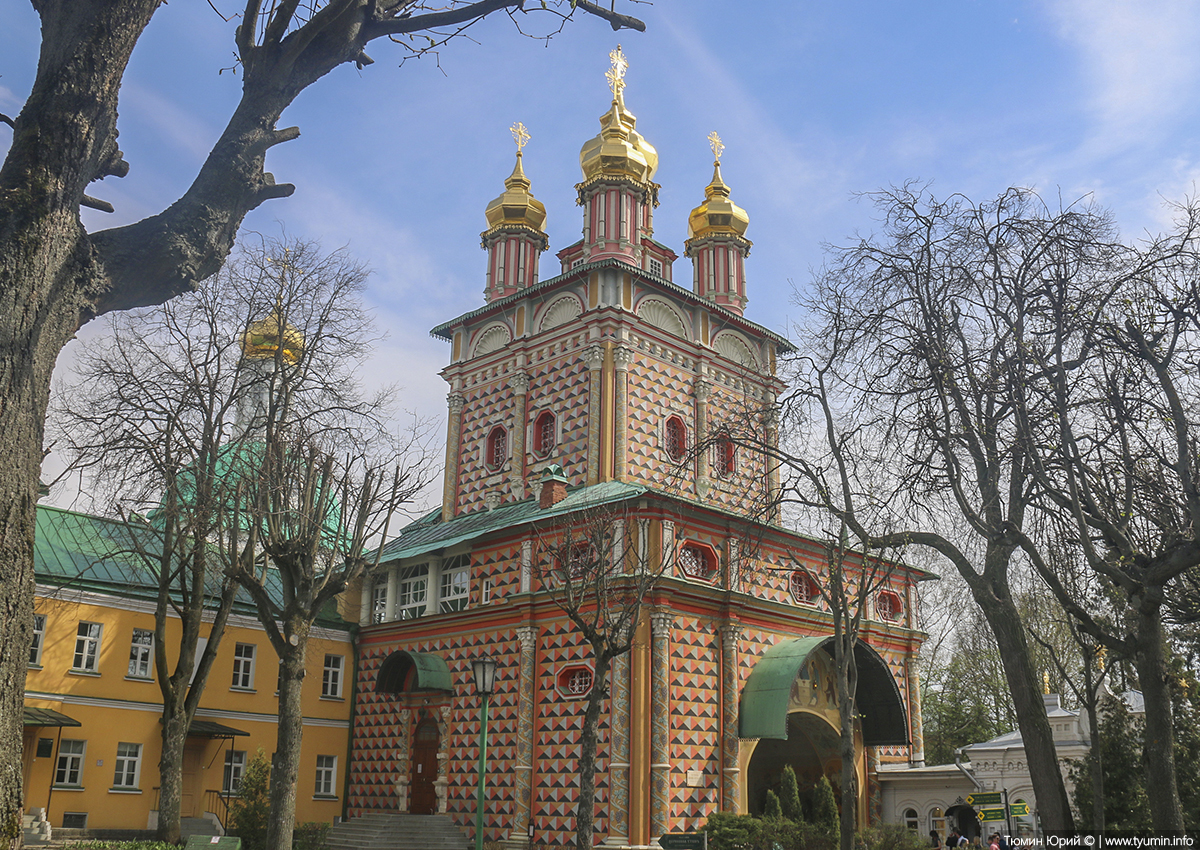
left=579, top=95, right=659, bottom=184
left=484, top=152, right=547, bottom=233
left=687, top=160, right=750, bottom=239
left=242, top=307, right=304, bottom=364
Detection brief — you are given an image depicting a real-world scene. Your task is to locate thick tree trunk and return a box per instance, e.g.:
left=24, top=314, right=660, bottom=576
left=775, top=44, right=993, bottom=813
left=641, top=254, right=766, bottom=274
left=267, top=629, right=308, bottom=850
left=973, top=584, right=1074, bottom=832
left=1085, top=697, right=1103, bottom=831
left=836, top=635, right=858, bottom=850
left=575, top=653, right=611, bottom=850
left=158, top=712, right=191, bottom=844
left=1132, top=606, right=1183, bottom=831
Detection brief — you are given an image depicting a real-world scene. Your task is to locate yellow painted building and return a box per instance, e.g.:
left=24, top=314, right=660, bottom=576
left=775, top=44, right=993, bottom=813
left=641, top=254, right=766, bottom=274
left=22, top=504, right=355, bottom=834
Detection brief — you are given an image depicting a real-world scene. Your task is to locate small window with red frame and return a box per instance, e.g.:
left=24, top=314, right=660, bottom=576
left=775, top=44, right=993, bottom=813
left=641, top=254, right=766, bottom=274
left=679, top=543, right=718, bottom=581
left=486, top=426, right=507, bottom=471
left=665, top=416, right=687, bottom=462
left=533, top=411, right=556, bottom=456
left=714, top=432, right=736, bottom=477
left=877, top=590, right=903, bottom=622
left=790, top=570, right=820, bottom=604
left=556, top=665, right=594, bottom=698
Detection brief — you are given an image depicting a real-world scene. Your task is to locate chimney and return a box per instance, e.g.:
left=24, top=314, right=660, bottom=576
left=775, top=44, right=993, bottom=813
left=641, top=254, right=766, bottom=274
left=539, top=464, right=570, bottom=509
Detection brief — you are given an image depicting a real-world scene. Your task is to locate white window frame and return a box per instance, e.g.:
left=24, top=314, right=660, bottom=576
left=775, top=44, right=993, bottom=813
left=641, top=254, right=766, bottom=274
left=73, top=622, right=102, bottom=672
left=29, top=613, right=45, bottom=667
left=481, top=577, right=493, bottom=604
left=322, top=655, right=344, bottom=698
left=231, top=643, right=256, bottom=690
left=648, top=257, right=663, bottom=277
left=314, top=755, right=337, bottom=797
left=439, top=558, right=469, bottom=613
left=223, top=750, right=247, bottom=794
left=397, top=564, right=428, bottom=620
left=55, top=739, right=86, bottom=787
left=112, top=742, right=142, bottom=789
left=371, top=579, right=388, bottom=624
left=128, top=628, right=154, bottom=679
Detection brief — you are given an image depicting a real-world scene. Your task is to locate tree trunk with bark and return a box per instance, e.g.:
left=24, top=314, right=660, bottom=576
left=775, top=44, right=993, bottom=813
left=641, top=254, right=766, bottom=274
left=267, top=624, right=309, bottom=850
left=1132, top=606, right=1183, bottom=830
left=575, top=651, right=612, bottom=849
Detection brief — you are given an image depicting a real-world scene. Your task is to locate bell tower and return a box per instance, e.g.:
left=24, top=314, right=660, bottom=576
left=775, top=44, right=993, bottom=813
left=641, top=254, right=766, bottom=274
left=685, top=132, right=752, bottom=316
left=482, top=122, right=548, bottom=303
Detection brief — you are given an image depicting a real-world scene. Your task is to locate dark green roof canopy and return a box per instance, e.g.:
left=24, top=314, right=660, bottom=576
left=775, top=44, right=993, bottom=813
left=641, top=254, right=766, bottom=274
left=739, top=636, right=910, bottom=746
left=23, top=707, right=81, bottom=727
left=187, top=719, right=249, bottom=738
left=375, top=650, right=454, bottom=694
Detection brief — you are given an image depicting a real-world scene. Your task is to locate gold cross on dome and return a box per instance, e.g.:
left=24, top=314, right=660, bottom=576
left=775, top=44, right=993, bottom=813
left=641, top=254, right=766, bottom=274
left=511, top=121, right=530, bottom=153
left=606, top=44, right=628, bottom=98
left=708, top=131, right=725, bottom=162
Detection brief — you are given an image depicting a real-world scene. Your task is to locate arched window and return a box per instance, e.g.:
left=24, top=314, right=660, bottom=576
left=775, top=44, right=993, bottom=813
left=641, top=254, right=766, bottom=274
left=877, top=590, right=902, bottom=622
left=904, top=808, right=919, bottom=830
left=714, top=432, right=736, bottom=477
left=533, top=411, right=556, bottom=456
left=790, top=570, right=819, bottom=604
left=486, top=426, right=507, bottom=471
left=664, top=416, right=687, bottom=462
left=679, top=543, right=718, bottom=581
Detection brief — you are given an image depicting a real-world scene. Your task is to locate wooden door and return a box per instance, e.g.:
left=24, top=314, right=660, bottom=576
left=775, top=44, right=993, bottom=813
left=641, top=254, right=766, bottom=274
left=181, top=742, right=205, bottom=817
left=409, top=718, right=440, bottom=814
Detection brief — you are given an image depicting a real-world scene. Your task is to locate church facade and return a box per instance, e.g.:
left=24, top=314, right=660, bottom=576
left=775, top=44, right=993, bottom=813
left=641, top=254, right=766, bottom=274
left=346, top=48, right=927, bottom=848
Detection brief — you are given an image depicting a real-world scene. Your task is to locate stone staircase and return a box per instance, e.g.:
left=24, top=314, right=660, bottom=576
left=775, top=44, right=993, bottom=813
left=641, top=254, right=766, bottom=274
left=21, top=810, right=50, bottom=845
left=182, top=816, right=223, bottom=839
left=326, top=813, right=470, bottom=850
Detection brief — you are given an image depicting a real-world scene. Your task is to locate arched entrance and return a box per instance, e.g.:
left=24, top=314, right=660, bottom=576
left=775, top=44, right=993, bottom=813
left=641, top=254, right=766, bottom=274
left=409, top=716, right=440, bottom=814
left=746, top=710, right=843, bottom=815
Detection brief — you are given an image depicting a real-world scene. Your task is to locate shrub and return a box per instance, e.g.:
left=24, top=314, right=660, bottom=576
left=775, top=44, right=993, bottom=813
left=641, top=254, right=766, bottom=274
left=860, top=824, right=931, bottom=850
left=780, top=766, right=804, bottom=822
left=705, top=811, right=762, bottom=850
left=812, top=775, right=839, bottom=836
left=228, top=750, right=271, bottom=850
left=764, top=789, right=784, bottom=821
left=293, top=821, right=330, bottom=850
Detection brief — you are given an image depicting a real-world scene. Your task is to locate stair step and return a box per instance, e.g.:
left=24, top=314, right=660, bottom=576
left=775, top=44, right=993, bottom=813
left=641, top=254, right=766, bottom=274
left=326, top=814, right=469, bottom=850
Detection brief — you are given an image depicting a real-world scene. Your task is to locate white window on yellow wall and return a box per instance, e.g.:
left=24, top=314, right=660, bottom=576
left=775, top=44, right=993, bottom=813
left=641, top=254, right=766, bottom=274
left=29, top=613, right=45, bottom=667
left=55, top=739, right=86, bottom=787
left=73, top=622, right=102, bottom=672
left=223, top=750, right=246, bottom=794
left=231, top=643, right=255, bottom=689
left=112, top=742, right=142, bottom=789
left=315, top=755, right=337, bottom=797
left=128, top=628, right=153, bottom=679
left=322, top=655, right=343, bottom=698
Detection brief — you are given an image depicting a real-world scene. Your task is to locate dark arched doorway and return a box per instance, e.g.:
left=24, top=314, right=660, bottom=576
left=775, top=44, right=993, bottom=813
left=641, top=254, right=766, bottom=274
left=409, top=716, right=440, bottom=814
left=746, top=710, right=843, bottom=815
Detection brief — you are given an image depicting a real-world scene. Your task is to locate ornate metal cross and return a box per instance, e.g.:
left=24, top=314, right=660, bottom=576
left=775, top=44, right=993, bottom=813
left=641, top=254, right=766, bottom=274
left=606, top=44, right=628, bottom=98
left=511, top=121, right=530, bottom=153
left=708, top=131, right=725, bottom=162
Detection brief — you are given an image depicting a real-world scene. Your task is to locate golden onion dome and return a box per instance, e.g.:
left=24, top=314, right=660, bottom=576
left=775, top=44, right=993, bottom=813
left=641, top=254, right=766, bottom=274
left=242, top=307, right=304, bottom=364
left=483, top=151, right=547, bottom=234
left=579, top=46, right=657, bottom=184
left=687, top=159, right=750, bottom=240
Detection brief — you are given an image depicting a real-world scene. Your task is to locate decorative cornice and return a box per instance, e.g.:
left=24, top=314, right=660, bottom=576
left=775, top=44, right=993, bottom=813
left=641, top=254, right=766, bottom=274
left=447, top=393, right=465, bottom=413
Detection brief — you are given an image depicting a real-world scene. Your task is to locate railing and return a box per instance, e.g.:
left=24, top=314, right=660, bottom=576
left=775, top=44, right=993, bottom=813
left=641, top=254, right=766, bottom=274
left=203, top=789, right=231, bottom=832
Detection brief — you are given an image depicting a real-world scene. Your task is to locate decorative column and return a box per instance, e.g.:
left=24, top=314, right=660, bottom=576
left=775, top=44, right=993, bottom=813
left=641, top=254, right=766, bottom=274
left=395, top=708, right=413, bottom=811
left=606, top=649, right=631, bottom=845
left=763, top=398, right=780, bottom=523
left=719, top=621, right=743, bottom=811
left=510, top=372, right=530, bottom=498
left=650, top=610, right=675, bottom=840
left=512, top=626, right=538, bottom=846
left=435, top=705, right=452, bottom=814
left=613, top=345, right=633, bottom=481
left=385, top=563, right=398, bottom=623
left=908, top=652, right=925, bottom=767
left=585, top=345, right=605, bottom=485
left=359, top=579, right=372, bottom=626
left=694, top=378, right=711, bottom=494
left=520, top=540, right=533, bottom=594
left=442, top=393, right=466, bottom=519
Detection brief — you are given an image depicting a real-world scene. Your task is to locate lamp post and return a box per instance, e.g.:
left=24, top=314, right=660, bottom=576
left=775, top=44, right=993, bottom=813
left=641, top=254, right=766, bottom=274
left=471, top=657, right=497, bottom=850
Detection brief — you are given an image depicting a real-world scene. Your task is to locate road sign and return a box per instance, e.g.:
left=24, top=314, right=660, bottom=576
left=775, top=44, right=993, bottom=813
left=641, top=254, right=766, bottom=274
left=1010, top=803, right=1030, bottom=817
left=966, top=792, right=1003, bottom=807
left=980, top=808, right=1007, bottom=822
left=658, top=834, right=707, bottom=850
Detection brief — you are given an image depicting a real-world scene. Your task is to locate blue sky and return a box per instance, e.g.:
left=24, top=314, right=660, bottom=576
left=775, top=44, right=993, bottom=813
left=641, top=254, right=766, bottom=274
left=5, top=1, right=1200, bottom=510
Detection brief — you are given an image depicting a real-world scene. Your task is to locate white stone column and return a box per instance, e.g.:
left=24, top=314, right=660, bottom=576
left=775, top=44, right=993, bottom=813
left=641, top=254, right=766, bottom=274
left=585, top=344, right=605, bottom=485
left=613, top=345, right=633, bottom=481
left=510, top=372, right=530, bottom=498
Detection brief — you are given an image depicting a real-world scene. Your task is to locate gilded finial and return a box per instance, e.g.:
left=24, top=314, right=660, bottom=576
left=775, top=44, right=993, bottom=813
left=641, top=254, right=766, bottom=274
left=1095, top=645, right=1106, bottom=673
left=511, top=121, right=530, bottom=154
left=606, top=44, right=629, bottom=99
left=708, top=131, right=725, bottom=163
left=1043, top=671, right=1051, bottom=695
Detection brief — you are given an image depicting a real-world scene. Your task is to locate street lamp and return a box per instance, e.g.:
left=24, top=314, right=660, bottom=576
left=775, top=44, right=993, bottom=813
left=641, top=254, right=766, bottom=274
left=471, top=658, right=497, bottom=850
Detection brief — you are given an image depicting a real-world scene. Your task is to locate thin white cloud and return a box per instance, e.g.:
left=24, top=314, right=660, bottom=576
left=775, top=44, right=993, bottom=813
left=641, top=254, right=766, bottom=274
left=1049, top=0, right=1200, bottom=154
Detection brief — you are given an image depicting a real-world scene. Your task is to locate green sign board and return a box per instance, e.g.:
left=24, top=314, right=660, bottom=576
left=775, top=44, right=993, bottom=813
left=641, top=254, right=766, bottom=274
left=980, top=808, right=1007, bottom=822
left=184, top=838, right=241, bottom=850
left=1010, top=803, right=1030, bottom=817
left=966, top=792, right=1003, bottom=807
left=659, top=834, right=707, bottom=850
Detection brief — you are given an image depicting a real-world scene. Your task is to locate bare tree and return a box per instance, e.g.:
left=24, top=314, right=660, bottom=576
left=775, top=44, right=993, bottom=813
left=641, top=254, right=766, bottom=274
left=0, top=2, right=645, bottom=838
left=535, top=500, right=670, bottom=850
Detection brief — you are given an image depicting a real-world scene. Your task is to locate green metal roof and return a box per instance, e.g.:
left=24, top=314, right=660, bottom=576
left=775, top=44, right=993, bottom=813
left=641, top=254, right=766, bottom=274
left=375, top=650, right=454, bottom=693
left=739, top=636, right=910, bottom=746
left=373, top=481, right=648, bottom=563
left=23, top=707, right=81, bottom=727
